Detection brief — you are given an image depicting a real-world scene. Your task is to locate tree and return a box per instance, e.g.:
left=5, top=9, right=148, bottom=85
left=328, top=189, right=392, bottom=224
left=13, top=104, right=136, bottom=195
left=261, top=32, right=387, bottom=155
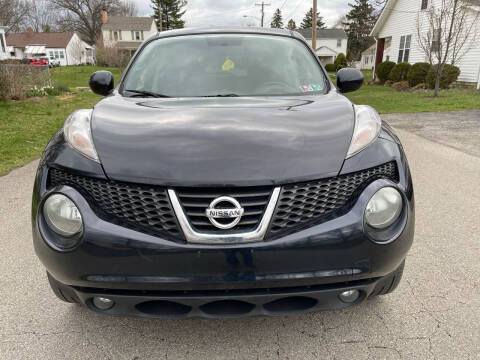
left=28, top=0, right=59, bottom=33
left=0, top=0, right=31, bottom=34
left=343, top=0, right=377, bottom=60
left=270, top=8, right=284, bottom=28
left=416, top=0, right=479, bottom=96
left=286, top=19, right=296, bottom=30
left=332, top=14, right=347, bottom=29
left=151, top=0, right=187, bottom=31
left=52, top=0, right=122, bottom=44
left=115, top=0, right=137, bottom=16
left=300, top=7, right=326, bottom=29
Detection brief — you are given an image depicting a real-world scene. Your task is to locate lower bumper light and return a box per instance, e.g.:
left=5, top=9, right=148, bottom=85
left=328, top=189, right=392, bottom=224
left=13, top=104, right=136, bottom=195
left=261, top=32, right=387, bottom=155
left=339, top=290, right=360, bottom=303
left=92, top=297, right=115, bottom=310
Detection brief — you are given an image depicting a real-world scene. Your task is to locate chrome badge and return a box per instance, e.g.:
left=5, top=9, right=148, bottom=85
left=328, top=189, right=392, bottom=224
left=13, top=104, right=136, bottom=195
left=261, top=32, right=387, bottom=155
left=205, top=196, right=244, bottom=230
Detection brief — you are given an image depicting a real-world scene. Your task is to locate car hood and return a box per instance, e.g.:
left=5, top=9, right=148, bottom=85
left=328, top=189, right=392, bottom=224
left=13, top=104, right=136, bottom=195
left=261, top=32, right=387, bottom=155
left=91, top=92, right=354, bottom=186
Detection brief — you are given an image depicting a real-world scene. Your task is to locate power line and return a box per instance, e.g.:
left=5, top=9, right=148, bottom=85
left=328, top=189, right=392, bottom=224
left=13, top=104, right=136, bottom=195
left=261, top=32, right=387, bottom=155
left=284, top=0, right=306, bottom=21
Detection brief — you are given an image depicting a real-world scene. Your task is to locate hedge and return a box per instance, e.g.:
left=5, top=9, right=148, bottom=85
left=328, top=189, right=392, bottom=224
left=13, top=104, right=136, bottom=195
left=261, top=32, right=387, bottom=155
left=376, top=61, right=395, bottom=83
left=334, top=53, right=347, bottom=71
left=389, top=62, right=411, bottom=82
left=426, top=64, right=460, bottom=89
left=325, top=63, right=337, bottom=72
left=407, top=62, right=430, bottom=87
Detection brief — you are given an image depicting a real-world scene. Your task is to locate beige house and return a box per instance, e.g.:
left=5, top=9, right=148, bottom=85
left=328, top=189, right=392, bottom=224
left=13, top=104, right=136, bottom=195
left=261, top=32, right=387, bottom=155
left=101, top=12, right=157, bottom=56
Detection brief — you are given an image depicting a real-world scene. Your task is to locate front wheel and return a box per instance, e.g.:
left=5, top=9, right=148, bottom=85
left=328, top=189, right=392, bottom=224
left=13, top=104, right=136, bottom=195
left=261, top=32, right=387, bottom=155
left=370, top=260, right=405, bottom=297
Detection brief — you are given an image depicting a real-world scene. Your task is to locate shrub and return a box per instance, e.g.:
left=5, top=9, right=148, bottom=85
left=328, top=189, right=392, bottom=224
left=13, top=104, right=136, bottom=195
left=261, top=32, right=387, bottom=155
left=376, top=61, right=395, bottom=84
left=0, top=70, right=10, bottom=101
left=407, top=62, right=430, bottom=87
left=389, top=62, right=411, bottom=82
left=334, top=53, right=347, bottom=71
left=384, top=80, right=394, bottom=87
left=325, top=63, right=336, bottom=72
left=426, top=64, right=461, bottom=89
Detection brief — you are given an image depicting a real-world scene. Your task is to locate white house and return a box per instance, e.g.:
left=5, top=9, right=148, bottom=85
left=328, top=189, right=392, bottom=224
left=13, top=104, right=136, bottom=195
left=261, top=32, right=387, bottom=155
left=360, top=44, right=376, bottom=70
left=101, top=11, right=157, bottom=56
left=296, top=28, right=348, bottom=64
left=370, top=0, right=480, bottom=86
left=0, top=23, right=7, bottom=61
left=6, top=29, right=94, bottom=66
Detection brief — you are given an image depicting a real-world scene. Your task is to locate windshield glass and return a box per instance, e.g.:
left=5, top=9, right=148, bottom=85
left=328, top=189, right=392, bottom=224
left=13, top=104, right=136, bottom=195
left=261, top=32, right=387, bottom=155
left=122, top=34, right=328, bottom=97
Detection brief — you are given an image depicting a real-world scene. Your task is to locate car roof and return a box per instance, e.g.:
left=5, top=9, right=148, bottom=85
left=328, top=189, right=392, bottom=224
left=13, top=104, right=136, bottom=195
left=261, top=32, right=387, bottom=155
left=150, top=26, right=303, bottom=41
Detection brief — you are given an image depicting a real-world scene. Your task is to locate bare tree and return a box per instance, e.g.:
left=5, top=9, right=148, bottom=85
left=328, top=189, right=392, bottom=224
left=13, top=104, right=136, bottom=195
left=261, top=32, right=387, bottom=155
left=332, top=14, right=347, bottom=29
left=0, top=0, right=31, bottom=33
left=417, top=0, right=479, bottom=96
left=52, top=0, right=121, bottom=45
left=28, top=0, right=60, bottom=32
left=113, top=0, right=137, bottom=16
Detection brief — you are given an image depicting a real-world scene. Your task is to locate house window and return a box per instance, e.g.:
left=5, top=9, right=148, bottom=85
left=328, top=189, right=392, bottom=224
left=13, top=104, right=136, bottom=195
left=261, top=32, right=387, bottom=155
left=421, top=0, right=428, bottom=10
left=59, top=51, right=64, bottom=59
left=397, top=35, right=411, bottom=63
left=49, top=51, right=54, bottom=58
left=54, top=51, right=59, bottom=59
left=337, top=39, right=342, bottom=47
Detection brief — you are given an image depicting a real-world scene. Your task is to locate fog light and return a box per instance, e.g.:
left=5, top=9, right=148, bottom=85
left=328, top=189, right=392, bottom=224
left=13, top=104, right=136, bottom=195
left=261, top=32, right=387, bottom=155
left=93, top=297, right=115, bottom=310
left=339, top=289, right=360, bottom=303
left=43, top=194, right=83, bottom=236
left=365, top=187, right=402, bottom=229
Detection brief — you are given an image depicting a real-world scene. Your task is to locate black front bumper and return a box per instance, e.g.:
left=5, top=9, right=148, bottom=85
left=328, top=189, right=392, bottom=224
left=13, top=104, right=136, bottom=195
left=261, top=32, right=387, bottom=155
left=50, top=274, right=393, bottom=318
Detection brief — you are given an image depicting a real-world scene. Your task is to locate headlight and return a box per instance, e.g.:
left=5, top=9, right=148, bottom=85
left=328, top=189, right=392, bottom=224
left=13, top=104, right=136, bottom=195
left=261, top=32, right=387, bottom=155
left=365, top=187, right=403, bottom=229
left=347, top=105, right=382, bottom=158
left=64, top=109, right=99, bottom=162
left=43, top=194, right=83, bottom=237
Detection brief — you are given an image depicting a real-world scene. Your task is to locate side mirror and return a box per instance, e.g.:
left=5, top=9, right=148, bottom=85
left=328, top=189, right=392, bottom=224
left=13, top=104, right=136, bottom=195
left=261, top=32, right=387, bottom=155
left=336, top=68, right=364, bottom=93
left=89, top=70, right=114, bottom=96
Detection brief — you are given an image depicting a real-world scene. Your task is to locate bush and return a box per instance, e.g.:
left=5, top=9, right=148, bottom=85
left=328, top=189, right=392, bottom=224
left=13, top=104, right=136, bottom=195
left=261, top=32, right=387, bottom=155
left=376, top=61, right=395, bottom=84
left=325, top=63, right=337, bottom=72
left=334, top=53, right=347, bottom=71
left=426, top=64, right=460, bottom=89
left=389, top=62, right=411, bottom=82
left=0, top=70, right=10, bottom=101
left=407, top=62, right=430, bottom=87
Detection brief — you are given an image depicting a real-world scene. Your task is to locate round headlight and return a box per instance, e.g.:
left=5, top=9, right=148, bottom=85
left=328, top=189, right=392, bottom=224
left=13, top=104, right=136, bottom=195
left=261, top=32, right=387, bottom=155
left=43, top=194, right=83, bottom=237
left=365, top=187, right=403, bottom=229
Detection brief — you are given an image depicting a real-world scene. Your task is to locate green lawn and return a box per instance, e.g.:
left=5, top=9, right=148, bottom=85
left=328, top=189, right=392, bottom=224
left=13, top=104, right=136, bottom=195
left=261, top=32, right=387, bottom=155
left=50, top=65, right=123, bottom=88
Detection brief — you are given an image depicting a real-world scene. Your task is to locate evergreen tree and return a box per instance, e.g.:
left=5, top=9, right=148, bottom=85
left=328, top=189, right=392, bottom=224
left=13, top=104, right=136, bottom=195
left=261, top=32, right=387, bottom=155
left=300, top=7, right=326, bottom=29
left=270, top=8, right=284, bottom=28
left=343, top=0, right=376, bottom=60
left=151, top=0, right=187, bottom=31
left=286, top=19, right=296, bottom=30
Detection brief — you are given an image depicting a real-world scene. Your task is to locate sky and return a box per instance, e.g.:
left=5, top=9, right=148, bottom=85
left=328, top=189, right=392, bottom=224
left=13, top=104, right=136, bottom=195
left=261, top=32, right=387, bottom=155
left=135, top=0, right=350, bottom=28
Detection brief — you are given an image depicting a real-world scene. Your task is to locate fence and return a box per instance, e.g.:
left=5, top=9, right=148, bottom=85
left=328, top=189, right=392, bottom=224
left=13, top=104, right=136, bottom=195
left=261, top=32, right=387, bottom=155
left=0, top=64, right=52, bottom=100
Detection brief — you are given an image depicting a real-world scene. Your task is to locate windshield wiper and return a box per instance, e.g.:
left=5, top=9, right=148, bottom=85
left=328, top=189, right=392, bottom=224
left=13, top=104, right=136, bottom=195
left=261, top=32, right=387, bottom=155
left=204, top=94, right=239, bottom=97
left=124, top=89, right=170, bottom=98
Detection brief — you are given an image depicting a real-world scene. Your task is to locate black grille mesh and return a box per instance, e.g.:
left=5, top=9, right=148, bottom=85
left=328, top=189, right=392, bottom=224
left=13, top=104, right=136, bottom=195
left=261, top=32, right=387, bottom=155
left=48, top=162, right=398, bottom=241
left=268, top=162, right=399, bottom=238
left=48, top=169, right=183, bottom=240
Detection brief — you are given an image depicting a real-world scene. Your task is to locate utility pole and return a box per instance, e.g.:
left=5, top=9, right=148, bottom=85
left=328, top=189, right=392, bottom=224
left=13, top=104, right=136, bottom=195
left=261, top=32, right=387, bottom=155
left=312, top=0, right=317, bottom=50
left=159, top=4, right=162, bottom=32
left=255, top=2, right=271, bottom=27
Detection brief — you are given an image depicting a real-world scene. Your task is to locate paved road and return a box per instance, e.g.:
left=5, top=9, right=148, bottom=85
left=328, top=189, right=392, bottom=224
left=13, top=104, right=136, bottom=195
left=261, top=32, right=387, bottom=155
left=1, top=128, right=479, bottom=359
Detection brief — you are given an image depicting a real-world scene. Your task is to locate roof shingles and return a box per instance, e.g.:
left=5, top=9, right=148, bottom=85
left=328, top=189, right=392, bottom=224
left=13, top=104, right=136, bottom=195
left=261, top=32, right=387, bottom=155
left=296, top=28, right=347, bottom=40
left=102, top=16, right=155, bottom=31
left=6, top=32, right=75, bottom=48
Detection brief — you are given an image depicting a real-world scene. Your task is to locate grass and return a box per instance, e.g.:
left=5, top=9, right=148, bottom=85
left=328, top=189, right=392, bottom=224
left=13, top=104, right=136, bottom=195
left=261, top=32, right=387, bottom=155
left=50, top=65, right=123, bottom=88
left=0, top=65, right=479, bottom=175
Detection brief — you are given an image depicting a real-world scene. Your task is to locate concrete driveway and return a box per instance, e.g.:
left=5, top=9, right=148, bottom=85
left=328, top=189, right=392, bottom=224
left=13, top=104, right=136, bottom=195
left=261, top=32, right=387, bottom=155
left=1, top=124, right=479, bottom=359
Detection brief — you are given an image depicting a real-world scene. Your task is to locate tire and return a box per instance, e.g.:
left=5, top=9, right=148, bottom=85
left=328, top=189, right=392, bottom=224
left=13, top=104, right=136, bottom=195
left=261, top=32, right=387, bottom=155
left=47, top=272, right=79, bottom=303
left=369, top=260, right=405, bottom=297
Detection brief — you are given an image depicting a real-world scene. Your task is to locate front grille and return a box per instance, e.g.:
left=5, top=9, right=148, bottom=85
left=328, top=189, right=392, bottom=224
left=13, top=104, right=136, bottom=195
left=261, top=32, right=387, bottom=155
left=48, top=169, right=183, bottom=241
left=268, top=162, right=399, bottom=238
left=175, top=186, right=273, bottom=232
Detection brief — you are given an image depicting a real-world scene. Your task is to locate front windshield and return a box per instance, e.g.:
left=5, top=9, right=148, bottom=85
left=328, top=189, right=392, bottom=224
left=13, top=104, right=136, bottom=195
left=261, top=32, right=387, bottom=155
left=122, top=34, right=328, bottom=97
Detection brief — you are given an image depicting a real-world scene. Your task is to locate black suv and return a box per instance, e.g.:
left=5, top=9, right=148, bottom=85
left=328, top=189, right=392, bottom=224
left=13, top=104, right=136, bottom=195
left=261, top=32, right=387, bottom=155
left=32, top=28, right=414, bottom=318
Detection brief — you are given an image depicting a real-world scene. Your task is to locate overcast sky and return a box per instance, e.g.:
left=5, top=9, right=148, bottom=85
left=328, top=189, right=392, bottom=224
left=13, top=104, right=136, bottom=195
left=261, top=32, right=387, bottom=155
left=135, top=0, right=349, bottom=28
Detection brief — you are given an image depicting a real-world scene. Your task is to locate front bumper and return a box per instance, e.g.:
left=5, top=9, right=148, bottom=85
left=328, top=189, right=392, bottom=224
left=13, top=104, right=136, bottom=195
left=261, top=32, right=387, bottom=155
left=32, top=133, right=414, bottom=316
